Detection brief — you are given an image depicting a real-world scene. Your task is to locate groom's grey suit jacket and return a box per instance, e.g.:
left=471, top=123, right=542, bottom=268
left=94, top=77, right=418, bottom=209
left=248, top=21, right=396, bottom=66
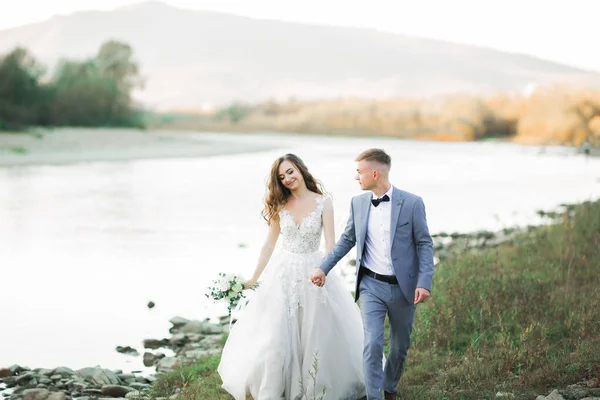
left=320, top=187, right=434, bottom=303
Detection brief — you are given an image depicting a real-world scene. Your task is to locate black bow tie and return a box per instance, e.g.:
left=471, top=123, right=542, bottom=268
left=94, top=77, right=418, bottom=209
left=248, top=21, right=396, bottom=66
left=371, top=194, right=390, bottom=207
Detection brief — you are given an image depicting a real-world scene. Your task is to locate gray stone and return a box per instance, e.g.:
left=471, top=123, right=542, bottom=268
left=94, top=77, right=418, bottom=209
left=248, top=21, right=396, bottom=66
left=8, top=366, right=25, bottom=376
left=142, top=339, right=168, bottom=350
left=50, top=376, right=62, bottom=381
left=179, top=321, right=203, bottom=334
left=77, top=368, right=119, bottom=387
left=47, top=393, right=66, bottom=400
left=181, top=320, right=223, bottom=335
left=184, top=349, right=211, bottom=359
left=546, top=390, right=565, bottom=400
left=185, top=334, right=203, bottom=342
left=76, top=368, right=99, bottom=382
left=564, top=385, right=591, bottom=400
left=169, top=317, right=190, bottom=328
left=2, top=378, right=17, bottom=389
left=15, top=373, right=36, bottom=385
left=71, top=383, right=87, bottom=392
left=168, top=334, right=188, bottom=347
left=53, top=368, right=74, bottom=378
left=127, top=383, right=149, bottom=391
left=100, top=385, right=132, bottom=398
left=22, top=389, right=50, bottom=400
left=81, top=389, right=102, bottom=396
left=156, top=358, right=179, bottom=373
left=142, top=353, right=165, bottom=367
left=124, top=391, right=140, bottom=399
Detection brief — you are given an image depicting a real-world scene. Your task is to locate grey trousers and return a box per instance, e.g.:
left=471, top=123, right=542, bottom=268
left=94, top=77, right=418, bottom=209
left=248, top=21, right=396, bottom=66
left=359, top=275, right=416, bottom=400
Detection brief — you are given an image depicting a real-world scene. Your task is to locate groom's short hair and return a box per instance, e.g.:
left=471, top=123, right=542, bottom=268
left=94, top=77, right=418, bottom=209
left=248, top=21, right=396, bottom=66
left=356, top=149, right=391, bottom=168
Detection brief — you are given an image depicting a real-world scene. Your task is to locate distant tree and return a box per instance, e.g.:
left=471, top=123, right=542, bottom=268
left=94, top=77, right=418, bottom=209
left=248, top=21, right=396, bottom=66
left=217, top=102, right=253, bottom=123
left=0, top=47, right=45, bottom=129
left=49, top=40, right=144, bottom=127
left=94, top=40, right=144, bottom=124
left=51, top=59, right=118, bottom=126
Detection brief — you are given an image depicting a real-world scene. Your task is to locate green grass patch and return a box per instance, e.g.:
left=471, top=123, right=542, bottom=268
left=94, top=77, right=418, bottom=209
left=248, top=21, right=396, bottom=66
left=10, top=146, right=28, bottom=154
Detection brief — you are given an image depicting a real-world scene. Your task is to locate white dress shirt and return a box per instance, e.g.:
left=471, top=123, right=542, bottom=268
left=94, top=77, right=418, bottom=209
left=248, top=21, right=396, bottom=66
left=362, top=185, right=394, bottom=275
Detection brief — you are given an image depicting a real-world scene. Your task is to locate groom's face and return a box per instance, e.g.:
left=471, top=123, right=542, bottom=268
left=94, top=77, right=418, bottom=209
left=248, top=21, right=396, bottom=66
left=355, top=160, right=376, bottom=190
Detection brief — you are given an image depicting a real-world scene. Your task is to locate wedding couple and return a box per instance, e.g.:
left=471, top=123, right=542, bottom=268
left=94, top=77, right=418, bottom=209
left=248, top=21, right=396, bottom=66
left=218, top=149, right=435, bottom=400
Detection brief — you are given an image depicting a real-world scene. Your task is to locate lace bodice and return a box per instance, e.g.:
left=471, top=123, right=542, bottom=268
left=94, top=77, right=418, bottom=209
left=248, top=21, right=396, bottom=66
left=279, top=196, right=325, bottom=253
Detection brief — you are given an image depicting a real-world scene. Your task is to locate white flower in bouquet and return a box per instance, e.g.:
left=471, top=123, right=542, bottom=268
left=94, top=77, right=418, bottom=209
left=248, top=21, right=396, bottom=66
left=219, top=278, right=230, bottom=292
left=206, top=272, right=260, bottom=318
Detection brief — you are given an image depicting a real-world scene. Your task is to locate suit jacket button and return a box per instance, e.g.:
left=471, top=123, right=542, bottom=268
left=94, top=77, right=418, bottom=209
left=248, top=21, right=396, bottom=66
left=393, top=257, right=398, bottom=261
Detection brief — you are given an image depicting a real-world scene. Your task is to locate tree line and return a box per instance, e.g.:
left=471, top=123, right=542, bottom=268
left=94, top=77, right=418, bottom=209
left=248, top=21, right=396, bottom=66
left=0, top=40, right=143, bottom=131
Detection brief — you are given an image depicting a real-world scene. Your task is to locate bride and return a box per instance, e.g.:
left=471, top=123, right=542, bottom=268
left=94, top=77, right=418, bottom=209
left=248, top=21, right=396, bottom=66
left=218, top=154, right=366, bottom=399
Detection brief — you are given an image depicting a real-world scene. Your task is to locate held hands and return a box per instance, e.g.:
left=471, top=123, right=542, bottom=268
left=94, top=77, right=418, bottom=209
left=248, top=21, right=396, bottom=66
left=414, top=288, right=431, bottom=304
left=310, top=269, right=326, bottom=287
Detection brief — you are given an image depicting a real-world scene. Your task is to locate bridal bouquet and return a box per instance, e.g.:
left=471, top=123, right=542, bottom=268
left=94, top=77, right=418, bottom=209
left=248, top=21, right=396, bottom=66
left=206, top=273, right=258, bottom=316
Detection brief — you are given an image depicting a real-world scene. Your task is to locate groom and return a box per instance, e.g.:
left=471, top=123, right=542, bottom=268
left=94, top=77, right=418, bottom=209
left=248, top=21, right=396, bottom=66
left=311, top=148, right=434, bottom=400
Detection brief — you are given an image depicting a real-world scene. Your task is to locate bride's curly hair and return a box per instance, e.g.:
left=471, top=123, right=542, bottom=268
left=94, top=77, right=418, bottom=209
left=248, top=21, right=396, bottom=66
left=262, top=154, right=326, bottom=225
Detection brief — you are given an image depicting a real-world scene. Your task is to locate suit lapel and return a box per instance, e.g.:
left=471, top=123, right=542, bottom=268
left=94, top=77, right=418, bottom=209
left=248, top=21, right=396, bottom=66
left=358, top=193, right=371, bottom=250
left=390, top=187, right=404, bottom=244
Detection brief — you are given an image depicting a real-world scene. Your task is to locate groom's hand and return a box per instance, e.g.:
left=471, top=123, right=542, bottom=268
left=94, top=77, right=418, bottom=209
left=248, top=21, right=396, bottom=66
left=311, top=269, right=326, bottom=287
left=414, top=288, right=431, bottom=304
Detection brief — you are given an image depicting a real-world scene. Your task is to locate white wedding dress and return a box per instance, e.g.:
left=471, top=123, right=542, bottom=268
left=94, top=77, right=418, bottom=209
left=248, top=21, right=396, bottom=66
left=218, top=196, right=366, bottom=400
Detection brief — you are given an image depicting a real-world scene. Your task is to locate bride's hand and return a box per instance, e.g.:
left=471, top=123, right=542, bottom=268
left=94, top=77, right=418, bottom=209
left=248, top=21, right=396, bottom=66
left=244, top=279, right=257, bottom=290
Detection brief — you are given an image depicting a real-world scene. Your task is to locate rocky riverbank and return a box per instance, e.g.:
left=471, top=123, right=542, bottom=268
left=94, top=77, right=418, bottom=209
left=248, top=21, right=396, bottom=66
left=0, top=366, right=154, bottom=400
left=132, top=316, right=226, bottom=375
left=430, top=203, right=578, bottom=260
left=0, top=316, right=227, bottom=400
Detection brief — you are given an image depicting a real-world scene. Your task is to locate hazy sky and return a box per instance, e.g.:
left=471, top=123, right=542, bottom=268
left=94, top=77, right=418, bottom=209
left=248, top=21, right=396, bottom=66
left=1, top=0, right=598, bottom=72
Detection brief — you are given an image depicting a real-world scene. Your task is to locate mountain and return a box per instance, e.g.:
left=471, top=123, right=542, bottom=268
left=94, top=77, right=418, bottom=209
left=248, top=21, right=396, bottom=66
left=1, top=1, right=599, bottom=109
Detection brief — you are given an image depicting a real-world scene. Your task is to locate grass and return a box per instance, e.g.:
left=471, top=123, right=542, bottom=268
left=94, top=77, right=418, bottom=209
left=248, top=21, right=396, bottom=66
left=147, top=355, right=229, bottom=399
left=148, top=200, right=600, bottom=400
left=10, top=146, right=28, bottom=154
left=402, top=200, right=600, bottom=399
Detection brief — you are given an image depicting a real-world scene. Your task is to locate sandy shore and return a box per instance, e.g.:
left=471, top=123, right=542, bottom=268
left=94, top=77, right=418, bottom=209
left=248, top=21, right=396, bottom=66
left=0, top=128, right=275, bottom=166
left=1, top=128, right=596, bottom=167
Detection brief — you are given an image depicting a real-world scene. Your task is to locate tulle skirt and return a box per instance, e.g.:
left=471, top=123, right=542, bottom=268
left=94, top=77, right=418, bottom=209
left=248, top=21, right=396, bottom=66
left=218, top=249, right=366, bottom=400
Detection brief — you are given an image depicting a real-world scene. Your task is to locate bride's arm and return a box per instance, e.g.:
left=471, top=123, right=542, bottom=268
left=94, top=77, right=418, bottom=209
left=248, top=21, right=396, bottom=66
left=243, top=218, right=280, bottom=289
left=322, top=197, right=335, bottom=253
